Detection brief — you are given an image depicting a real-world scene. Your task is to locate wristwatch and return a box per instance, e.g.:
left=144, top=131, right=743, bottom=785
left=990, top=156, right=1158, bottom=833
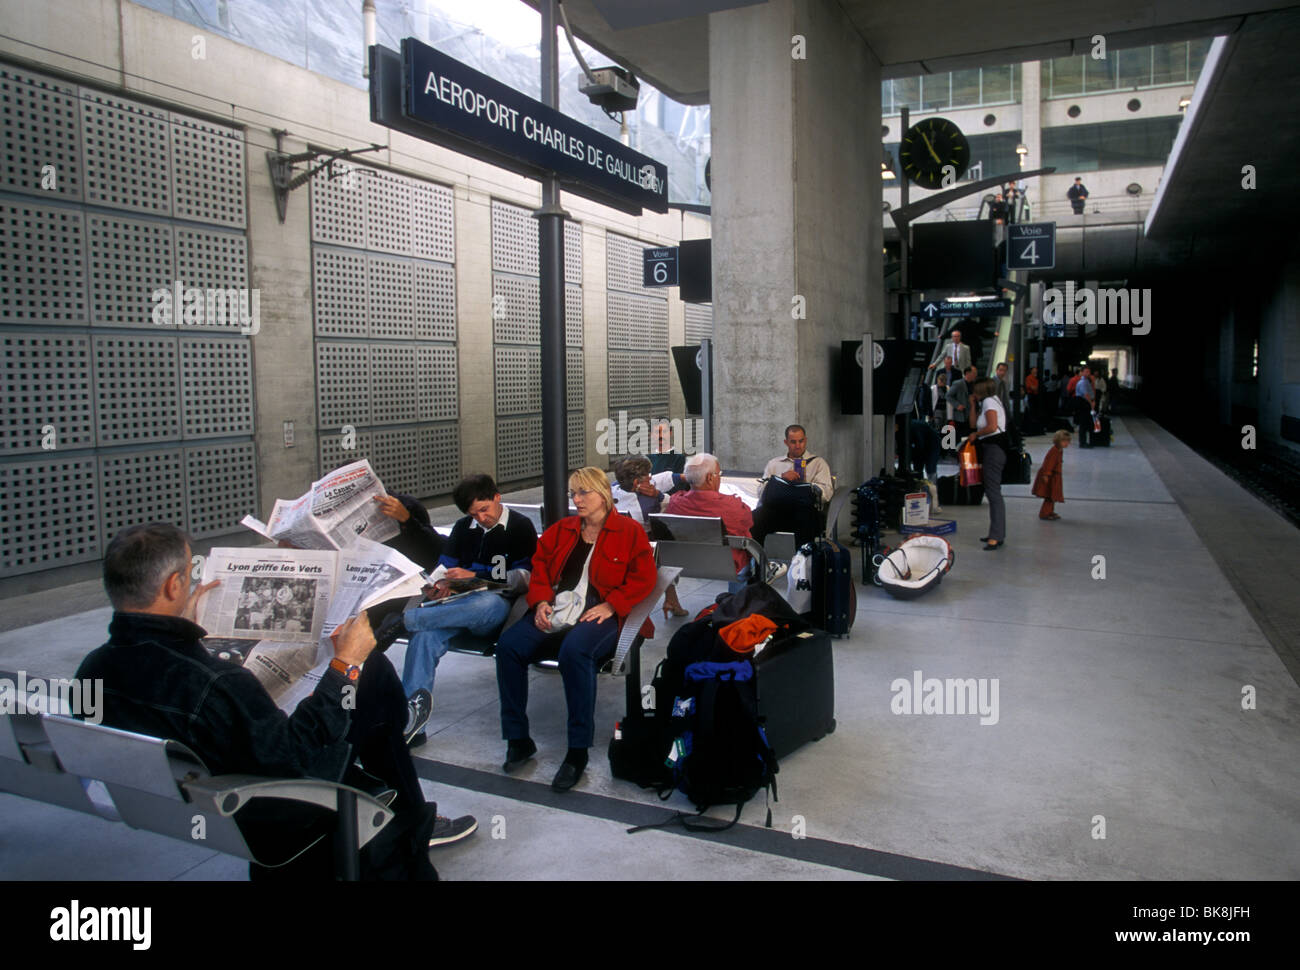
left=329, top=657, right=362, bottom=682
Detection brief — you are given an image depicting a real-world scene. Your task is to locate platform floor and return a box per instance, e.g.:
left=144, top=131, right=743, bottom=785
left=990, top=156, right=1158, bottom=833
left=2, top=415, right=1298, bottom=881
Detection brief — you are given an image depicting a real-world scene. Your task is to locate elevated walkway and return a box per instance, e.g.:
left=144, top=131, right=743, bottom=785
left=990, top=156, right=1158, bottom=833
left=2, top=416, right=1298, bottom=880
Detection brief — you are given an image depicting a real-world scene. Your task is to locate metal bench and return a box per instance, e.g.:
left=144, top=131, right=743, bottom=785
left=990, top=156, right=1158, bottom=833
left=0, top=670, right=396, bottom=880
left=647, top=513, right=768, bottom=584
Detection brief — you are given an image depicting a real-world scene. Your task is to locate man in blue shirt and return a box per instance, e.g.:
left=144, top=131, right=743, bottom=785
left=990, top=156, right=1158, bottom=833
left=1074, top=366, right=1096, bottom=448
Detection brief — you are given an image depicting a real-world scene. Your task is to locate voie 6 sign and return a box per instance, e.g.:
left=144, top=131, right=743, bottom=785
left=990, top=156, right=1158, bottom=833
left=399, top=38, right=668, bottom=215
left=643, top=247, right=678, bottom=287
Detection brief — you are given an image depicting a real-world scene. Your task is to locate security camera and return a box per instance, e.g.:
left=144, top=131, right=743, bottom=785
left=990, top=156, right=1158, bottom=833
left=579, top=66, right=639, bottom=112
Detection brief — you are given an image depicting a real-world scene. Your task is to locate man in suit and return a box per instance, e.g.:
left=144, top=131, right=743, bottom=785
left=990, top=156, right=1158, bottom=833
left=946, top=365, right=978, bottom=440
left=930, top=329, right=971, bottom=377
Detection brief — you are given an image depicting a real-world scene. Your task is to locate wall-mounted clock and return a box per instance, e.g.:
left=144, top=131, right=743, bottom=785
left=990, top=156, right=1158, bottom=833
left=900, top=117, right=970, bottom=190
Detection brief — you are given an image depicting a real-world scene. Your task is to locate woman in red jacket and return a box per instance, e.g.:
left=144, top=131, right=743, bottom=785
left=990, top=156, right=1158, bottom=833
left=495, top=466, right=657, bottom=791
left=1033, top=429, right=1071, bottom=519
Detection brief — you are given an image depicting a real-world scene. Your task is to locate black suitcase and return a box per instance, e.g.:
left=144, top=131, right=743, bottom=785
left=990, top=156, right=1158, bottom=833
left=937, top=474, right=984, bottom=506
left=755, top=628, right=836, bottom=761
left=1004, top=448, right=1032, bottom=485
left=809, top=537, right=855, bottom=637
left=1094, top=415, right=1113, bottom=447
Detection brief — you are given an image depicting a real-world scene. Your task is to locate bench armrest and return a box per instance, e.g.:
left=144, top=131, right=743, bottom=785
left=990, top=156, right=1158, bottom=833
left=726, top=536, right=768, bottom=582
left=823, top=487, right=852, bottom=542
left=609, top=566, right=682, bottom=677
left=183, top=775, right=396, bottom=851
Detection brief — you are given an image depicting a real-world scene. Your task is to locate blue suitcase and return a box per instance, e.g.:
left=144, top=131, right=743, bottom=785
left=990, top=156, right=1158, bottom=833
left=809, top=537, right=856, bottom=638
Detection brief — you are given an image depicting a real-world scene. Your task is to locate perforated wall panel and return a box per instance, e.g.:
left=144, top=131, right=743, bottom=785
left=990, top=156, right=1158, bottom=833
left=367, top=256, right=415, bottom=339
left=1, top=332, right=95, bottom=454
left=605, top=232, right=645, bottom=293
left=607, top=350, right=670, bottom=411
left=319, top=431, right=372, bottom=478
left=566, top=347, right=584, bottom=412
left=170, top=113, right=246, bottom=228
left=607, top=291, right=668, bottom=350
left=0, top=65, right=82, bottom=201
left=492, top=274, right=540, bottom=344
left=184, top=442, right=257, bottom=539
left=98, top=449, right=187, bottom=549
left=364, top=169, right=414, bottom=255
left=565, top=285, right=583, bottom=346
left=88, top=214, right=174, bottom=327
left=565, top=221, right=582, bottom=285
left=494, top=347, right=541, bottom=416
left=92, top=334, right=181, bottom=444
left=369, top=344, right=418, bottom=424
left=78, top=89, right=171, bottom=216
left=417, top=345, right=458, bottom=421
left=316, top=342, right=371, bottom=429
left=174, top=228, right=250, bottom=331
left=370, top=428, right=419, bottom=496
left=496, top=415, right=542, bottom=484
left=414, top=262, right=456, bottom=340
left=684, top=303, right=714, bottom=343
left=0, top=456, right=100, bottom=576
left=491, top=200, right=538, bottom=276
left=568, top=410, right=585, bottom=469
left=313, top=247, right=368, bottom=337
left=417, top=424, right=460, bottom=496
left=1, top=201, right=87, bottom=325
left=179, top=337, right=253, bottom=438
left=310, top=160, right=366, bottom=248
left=413, top=181, right=455, bottom=263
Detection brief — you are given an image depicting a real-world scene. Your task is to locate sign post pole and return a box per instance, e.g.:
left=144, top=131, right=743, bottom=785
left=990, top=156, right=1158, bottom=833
left=538, top=0, right=569, bottom=527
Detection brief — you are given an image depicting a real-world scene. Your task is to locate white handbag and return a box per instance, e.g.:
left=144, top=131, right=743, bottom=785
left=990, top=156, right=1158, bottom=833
left=549, top=545, right=595, bottom=631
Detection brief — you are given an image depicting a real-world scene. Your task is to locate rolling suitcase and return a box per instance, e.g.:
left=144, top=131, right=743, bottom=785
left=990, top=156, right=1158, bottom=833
left=1094, top=415, right=1113, bottom=447
left=1004, top=448, right=1032, bottom=485
left=809, top=537, right=855, bottom=637
left=755, top=628, right=836, bottom=761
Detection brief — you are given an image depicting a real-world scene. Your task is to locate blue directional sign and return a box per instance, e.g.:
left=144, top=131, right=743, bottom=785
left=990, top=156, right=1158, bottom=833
left=400, top=39, right=668, bottom=214
left=644, top=247, right=678, bottom=287
left=920, top=299, right=1010, bottom=320
left=1007, top=222, right=1056, bottom=270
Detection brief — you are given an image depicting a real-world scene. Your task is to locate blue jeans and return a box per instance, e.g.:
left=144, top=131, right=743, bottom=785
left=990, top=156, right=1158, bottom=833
left=399, top=590, right=510, bottom=698
left=495, top=609, right=620, bottom=749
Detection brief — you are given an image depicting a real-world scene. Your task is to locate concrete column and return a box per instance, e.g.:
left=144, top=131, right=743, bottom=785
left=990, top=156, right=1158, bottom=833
left=1021, top=61, right=1042, bottom=179
left=456, top=185, right=496, bottom=478
left=709, top=0, right=882, bottom=479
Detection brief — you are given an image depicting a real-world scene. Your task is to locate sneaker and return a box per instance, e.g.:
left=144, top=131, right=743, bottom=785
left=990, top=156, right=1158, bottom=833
left=764, top=561, right=789, bottom=585
left=428, top=814, right=477, bottom=848
left=404, top=689, right=432, bottom=744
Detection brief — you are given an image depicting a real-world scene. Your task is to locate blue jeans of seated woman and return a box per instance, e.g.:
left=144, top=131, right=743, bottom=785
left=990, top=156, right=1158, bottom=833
left=399, top=590, right=510, bottom=698
left=495, top=608, right=620, bottom=749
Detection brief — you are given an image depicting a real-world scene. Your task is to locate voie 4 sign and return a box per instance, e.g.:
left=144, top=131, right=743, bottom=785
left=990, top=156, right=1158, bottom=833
left=401, top=38, right=668, bottom=214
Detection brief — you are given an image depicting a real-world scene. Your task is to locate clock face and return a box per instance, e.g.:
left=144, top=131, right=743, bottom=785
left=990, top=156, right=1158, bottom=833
left=900, top=117, right=970, bottom=190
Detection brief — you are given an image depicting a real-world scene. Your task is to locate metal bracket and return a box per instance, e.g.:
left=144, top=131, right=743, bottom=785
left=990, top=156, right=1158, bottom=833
left=265, top=129, right=386, bottom=223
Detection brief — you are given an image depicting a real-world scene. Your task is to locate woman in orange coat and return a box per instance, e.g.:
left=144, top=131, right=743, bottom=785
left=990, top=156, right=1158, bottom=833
left=1033, top=429, right=1071, bottom=519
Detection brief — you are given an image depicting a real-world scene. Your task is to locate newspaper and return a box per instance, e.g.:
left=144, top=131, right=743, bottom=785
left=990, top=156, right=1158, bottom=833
left=240, top=459, right=399, bottom=550
left=197, top=538, right=425, bottom=707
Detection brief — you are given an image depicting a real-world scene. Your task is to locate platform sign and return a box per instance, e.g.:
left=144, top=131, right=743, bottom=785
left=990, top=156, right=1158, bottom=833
left=920, top=299, right=1010, bottom=320
left=644, top=247, right=678, bottom=287
left=1007, top=222, right=1056, bottom=270
left=399, top=38, right=668, bottom=214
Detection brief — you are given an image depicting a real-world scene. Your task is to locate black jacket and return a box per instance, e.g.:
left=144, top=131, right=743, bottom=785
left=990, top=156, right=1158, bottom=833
left=384, top=494, right=446, bottom=571
left=75, top=612, right=352, bottom=781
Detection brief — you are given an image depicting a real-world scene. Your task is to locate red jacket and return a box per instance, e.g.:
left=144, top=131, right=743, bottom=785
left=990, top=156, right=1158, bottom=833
left=1031, top=444, right=1065, bottom=503
left=527, top=513, right=657, bottom=620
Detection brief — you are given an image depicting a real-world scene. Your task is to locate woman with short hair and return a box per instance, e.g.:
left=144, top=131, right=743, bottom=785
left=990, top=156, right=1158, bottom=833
left=969, top=378, right=1008, bottom=551
left=494, top=466, right=657, bottom=791
left=611, top=455, right=688, bottom=617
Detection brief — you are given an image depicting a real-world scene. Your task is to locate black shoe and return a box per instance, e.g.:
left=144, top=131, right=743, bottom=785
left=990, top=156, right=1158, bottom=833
left=551, top=761, right=584, bottom=792
left=982, top=541, right=1004, bottom=551
left=428, top=814, right=478, bottom=847
left=407, top=729, right=428, bottom=749
left=502, top=738, right=537, bottom=773
left=403, top=689, right=432, bottom=744
left=373, top=610, right=409, bottom=652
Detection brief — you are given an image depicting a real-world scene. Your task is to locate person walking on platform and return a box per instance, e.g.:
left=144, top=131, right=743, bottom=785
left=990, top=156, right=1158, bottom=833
left=968, top=379, right=1008, bottom=551
left=1033, top=430, right=1071, bottom=520
left=1073, top=366, right=1096, bottom=448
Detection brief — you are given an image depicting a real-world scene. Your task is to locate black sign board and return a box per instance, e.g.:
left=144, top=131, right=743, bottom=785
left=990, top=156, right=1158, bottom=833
left=678, top=238, right=712, bottom=304
left=1007, top=222, right=1056, bottom=270
left=644, top=247, right=678, bottom=287
left=839, top=339, right=929, bottom=415
left=397, top=39, right=668, bottom=215
left=920, top=298, right=1010, bottom=320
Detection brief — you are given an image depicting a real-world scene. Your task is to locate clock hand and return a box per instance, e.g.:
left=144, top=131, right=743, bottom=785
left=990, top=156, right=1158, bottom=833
left=918, top=130, right=942, bottom=164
